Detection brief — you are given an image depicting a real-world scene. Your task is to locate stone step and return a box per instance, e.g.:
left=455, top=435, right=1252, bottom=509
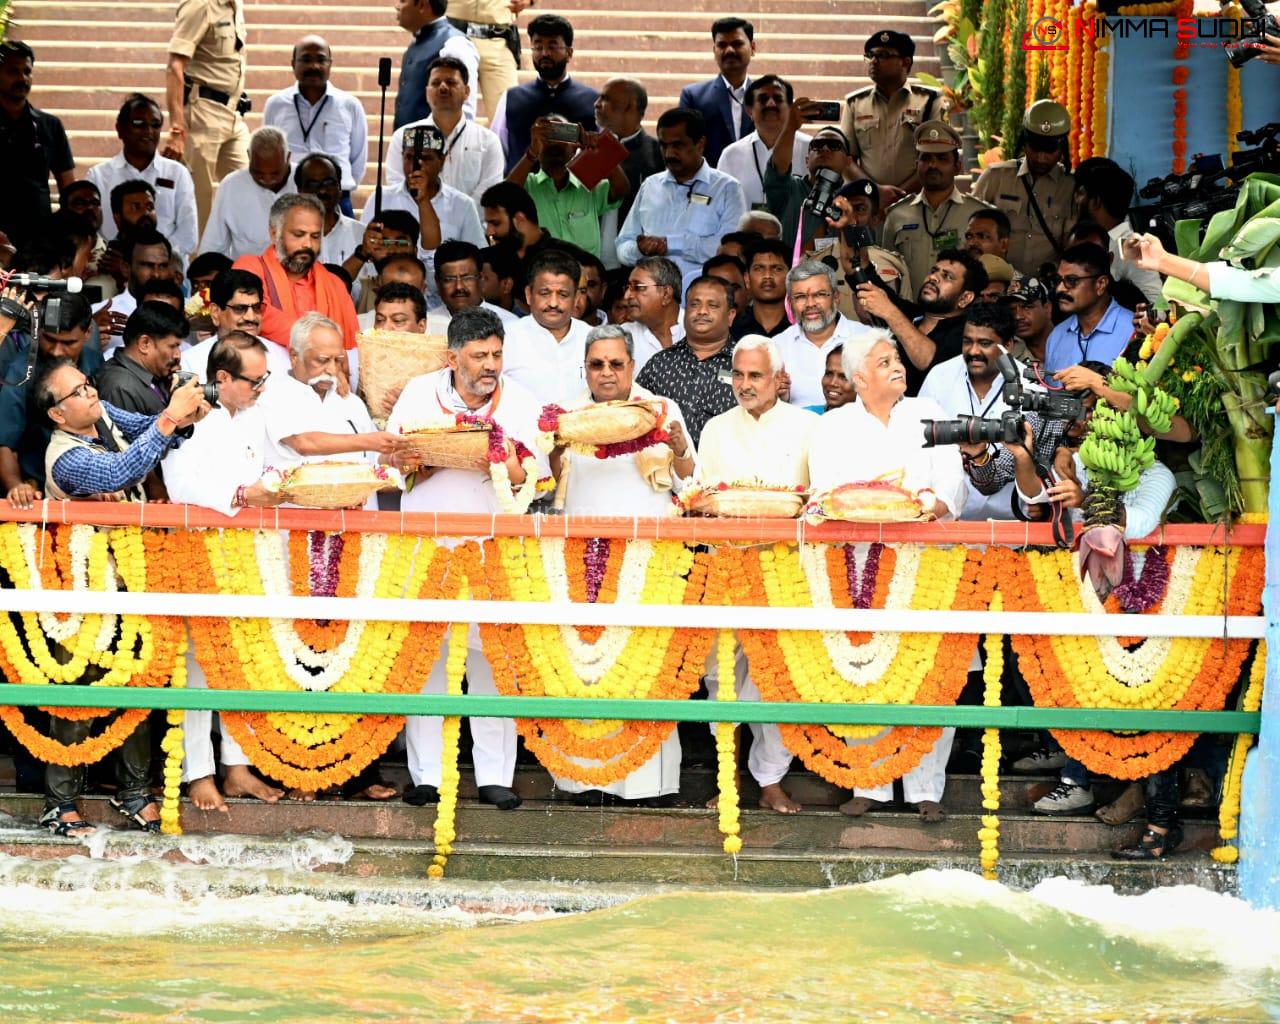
left=0, top=828, right=1237, bottom=894
left=15, top=0, right=919, bottom=14
left=0, top=792, right=1221, bottom=856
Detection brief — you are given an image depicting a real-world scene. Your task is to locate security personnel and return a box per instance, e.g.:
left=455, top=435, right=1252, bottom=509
left=448, top=0, right=533, bottom=118
left=163, top=0, right=250, bottom=233
left=840, top=30, right=940, bottom=197
left=880, top=120, right=993, bottom=293
left=972, top=99, right=1077, bottom=279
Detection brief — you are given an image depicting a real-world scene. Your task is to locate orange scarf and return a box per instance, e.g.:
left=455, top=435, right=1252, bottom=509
left=236, top=248, right=359, bottom=350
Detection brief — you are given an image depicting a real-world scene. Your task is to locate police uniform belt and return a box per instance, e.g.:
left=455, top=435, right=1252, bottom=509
left=462, top=21, right=513, bottom=37
left=185, top=80, right=251, bottom=114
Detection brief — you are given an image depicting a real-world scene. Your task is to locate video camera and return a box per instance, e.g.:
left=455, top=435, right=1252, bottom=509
left=921, top=352, right=1085, bottom=448
left=1131, top=122, right=1280, bottom=243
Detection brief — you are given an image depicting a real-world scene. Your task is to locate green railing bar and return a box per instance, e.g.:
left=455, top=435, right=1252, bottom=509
left=0, top=685, right=1259, bottom=733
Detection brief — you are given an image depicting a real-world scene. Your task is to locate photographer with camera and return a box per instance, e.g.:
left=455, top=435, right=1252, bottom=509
left=39, top=359, right=207, bottom=502
left=822, top=179, right=913, bottom=323
left=763, top=96, right=853, bottom=254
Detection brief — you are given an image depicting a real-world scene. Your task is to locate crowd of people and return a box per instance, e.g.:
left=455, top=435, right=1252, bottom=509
left=0, top=12, right=1254, bottom=862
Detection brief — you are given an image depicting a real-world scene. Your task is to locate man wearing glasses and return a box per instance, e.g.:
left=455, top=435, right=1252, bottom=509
left=263, top=37, right=368, bottom=218
left=87, top=94, right=199, bottom=259
left=433, top=239, right=518, bottom=325
left=841, top=31, right=940, bottom=203
left=181, top=268, right=293, bottom=382
left=1043, top=243, right=1130, bottom=374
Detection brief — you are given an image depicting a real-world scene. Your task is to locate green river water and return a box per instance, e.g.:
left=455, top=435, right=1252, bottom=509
left=0, top=861, right=1277, bottom=1023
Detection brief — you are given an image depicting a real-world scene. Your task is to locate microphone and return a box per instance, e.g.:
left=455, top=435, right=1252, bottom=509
left=374, top=58, right=394, bottom=220
left=378, top=57, right=392, bottom=89
left=5, top=274, right=83, bottom=293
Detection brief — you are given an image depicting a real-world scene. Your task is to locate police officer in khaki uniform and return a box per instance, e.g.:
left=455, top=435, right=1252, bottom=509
left=163, top=0, right=251, bottom=232
left=971, top=99, right=1077, bottom=280
left=841, top=30, right=940, bottom=198
left=449, top=0, right=533, bottom=118
left=880, top=120, right=993, bottom=295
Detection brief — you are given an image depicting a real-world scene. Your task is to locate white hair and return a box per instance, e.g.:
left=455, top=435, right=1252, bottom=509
left=840, top=328, right=897, bottom=385
left=738, top=210, right=783, bottom=235
left=733, top=333, right=782, bottom=375
left=585, top=323, right=633, bottom=360
left=249, top=125, right=289, bottom=158
left=289, top=311, right=342, bottom=359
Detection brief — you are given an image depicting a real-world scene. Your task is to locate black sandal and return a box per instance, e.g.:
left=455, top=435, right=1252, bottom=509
left=1112, top=824, right=1183, bottom=861
left=39, top=802, right=96, bottom=838
left=110, top=794, right=162, bottom=834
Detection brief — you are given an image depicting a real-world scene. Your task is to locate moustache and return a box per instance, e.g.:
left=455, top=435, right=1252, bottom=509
left=307, top=373, right=339, bottom=388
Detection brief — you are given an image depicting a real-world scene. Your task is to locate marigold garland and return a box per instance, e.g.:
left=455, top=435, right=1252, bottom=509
left=430, top=616, right=469, bottom=879
left=1212, top=644, right=1265, bottom=863
left=160, top=634, right=187, bottom=835
left=715, top=627, right=743, bottom=856
left=979, top=594, right=1004, bottom=881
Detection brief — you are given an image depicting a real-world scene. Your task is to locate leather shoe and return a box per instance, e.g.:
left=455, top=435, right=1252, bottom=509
left=403, top=784, right=439, bottom=806
left=478, top=784, right=522, bottom=810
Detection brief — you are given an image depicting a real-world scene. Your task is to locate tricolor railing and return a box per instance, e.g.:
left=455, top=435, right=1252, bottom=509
left=0, top=503, right=1267, bottom=885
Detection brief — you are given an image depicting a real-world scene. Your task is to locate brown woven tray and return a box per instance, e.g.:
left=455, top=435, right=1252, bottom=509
left=554, top=399, right=665, bottom=446
left=357, top=329, right=449, bottom=426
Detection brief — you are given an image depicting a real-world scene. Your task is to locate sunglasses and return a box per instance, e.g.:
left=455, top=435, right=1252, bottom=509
left=233, top=370, right=271, bottom=391
left=809, top=138, right=847, bottom=154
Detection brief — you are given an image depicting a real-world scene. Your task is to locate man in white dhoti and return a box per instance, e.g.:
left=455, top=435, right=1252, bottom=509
left=164, top=332, right=289, bottom=812
left=697, top=334, right=819, bottom=814
left=548, top=324, right=695, bottom=803
left=386, top=307, right=548, bottom=809
left=808, top=329, right=968, bottom=822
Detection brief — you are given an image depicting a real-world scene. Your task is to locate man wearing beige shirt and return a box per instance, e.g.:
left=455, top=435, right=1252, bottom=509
left=698, top=334, right=819, bottom=814
left=163, top=0, right=251, bottom=231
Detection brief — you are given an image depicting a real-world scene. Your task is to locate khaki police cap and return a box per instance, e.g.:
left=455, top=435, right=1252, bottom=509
left=1023, top=99, right=1071, bottom=138
left=979, top=254, right=1015, bottom=284
left=914, top=120, right=961, bottom=153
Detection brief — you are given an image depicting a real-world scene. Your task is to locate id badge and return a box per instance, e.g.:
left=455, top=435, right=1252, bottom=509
left=934, top=229, right=958, bottom=252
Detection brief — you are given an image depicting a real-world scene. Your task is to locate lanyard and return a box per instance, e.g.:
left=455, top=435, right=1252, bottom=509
left=441, top=121, right=465, bottom=164
left=293, top=93, right=332, bottom=144
left=966, top=377, right=1002, bottom=419
left=751, top=137, right=768, bottom=186
left=920, top=197, right=954, bottom=243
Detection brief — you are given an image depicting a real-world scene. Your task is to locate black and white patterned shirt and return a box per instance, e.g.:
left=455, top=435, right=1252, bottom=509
left=635, top=340, right=736, bottom=449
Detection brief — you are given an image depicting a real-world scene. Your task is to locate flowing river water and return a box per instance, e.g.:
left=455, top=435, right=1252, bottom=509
left=0, top=845, right=1277, bottom=1023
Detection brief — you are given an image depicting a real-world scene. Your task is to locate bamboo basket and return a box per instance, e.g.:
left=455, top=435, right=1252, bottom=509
left=278, top=462, right=394, bottom=509
left=688, top=488, right=805, bottom=519
left=399, top=425, right=493, bottom=471
left=357, top=329, right=449, bottom=426
left=554, top=399, right=665, bottom=445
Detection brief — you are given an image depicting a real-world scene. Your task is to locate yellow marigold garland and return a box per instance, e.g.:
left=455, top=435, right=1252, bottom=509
left=160, top=634, right=187, bottom=835
left=1212, top=644, right=1266, bottom=864
left=430, top=615, right=469, bottom=879
left=714, top=627, right=742, bottom=856
left=979, top=593, right=1004, bottom=880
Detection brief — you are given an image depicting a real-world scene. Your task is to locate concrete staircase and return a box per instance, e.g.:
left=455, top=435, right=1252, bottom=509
left=0, top=764, right=1236, bottom=895
left=10, top=0, right=937, bottom=215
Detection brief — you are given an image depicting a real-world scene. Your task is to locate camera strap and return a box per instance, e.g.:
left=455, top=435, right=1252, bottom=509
left=1020, top=175, right=1065, bottom=259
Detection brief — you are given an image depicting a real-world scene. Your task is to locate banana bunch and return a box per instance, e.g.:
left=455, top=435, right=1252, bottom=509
left=1105, top=359, right=1177, bottom=433
left=1080, top=401, right=1157, bottom=493
left=1107, top=357, right=1143, bottom=395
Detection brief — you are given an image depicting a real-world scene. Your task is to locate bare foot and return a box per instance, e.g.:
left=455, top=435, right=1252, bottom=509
left=914, top=800, right=946, bottom=823
left=758, top=782, right=801, bottom=814
left=223, top=765, right=283, bottom=803
left=705, top=793, right=719, bottom=810
left=53, top=810, right=96, bottom=837
left=286, top=789, right=317, bottom=802
left=188, top=775, right=229, bottom=814
left=838, top=796, right=885, bottom=817
left=351, top=783, right=396, bottom=801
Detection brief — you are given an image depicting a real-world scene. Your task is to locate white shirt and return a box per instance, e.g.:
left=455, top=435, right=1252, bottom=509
left=775, top=314, right=873, bottom=409
left=501, top=315, right=594, bottom=408
left=808, top=396, right=968, bottom=520
left=698, top=399, right=819, bottom=488
left=257, top=370, right=378, bottom=469
left=358, top=181, right=486, bottom=283
left=198, top=168, right=297, bottom=260
left=320, top=214, right=366, bottom=265
left=722, top=76, right=747, bottom=142
left=385, top=115, right=505, bottom=202
left=624, top=315, right=684, bottom=374
left=717, top=130, right=812, bottom=210
left=387, top=369, right=547, bottom=514
left=163, top=403, right=269, bottom=516
left=180, top=334, right=293, bottom=381
left=918, top=354, right=1018, bottom=522
left=91, top=289, right=137, bottom=358
left=1108, top=218, right=1164, bottom=305
left=87, top=152, right=199, bottom=256
left=561, top=384, right=694, bottom=517
left=262, top=83, right=369, bottom=192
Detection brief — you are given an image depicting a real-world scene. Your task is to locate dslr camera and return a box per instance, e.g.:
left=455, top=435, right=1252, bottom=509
left=1228, top=0, right=1280, bottom=67
left=922, top=352, right=1085, bottom=448
left=173, top=370, right=221, bottom=408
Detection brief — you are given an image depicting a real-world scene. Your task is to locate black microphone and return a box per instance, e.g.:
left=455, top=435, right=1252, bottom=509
left=5, top=274, right=83, bottom=293
left=374, top=57, right=393, bottom=220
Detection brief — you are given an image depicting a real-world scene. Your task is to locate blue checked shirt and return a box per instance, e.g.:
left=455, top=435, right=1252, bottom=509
left=616, top=161, right=748, bottom=293
left=48, top=403, right=185, bottom=498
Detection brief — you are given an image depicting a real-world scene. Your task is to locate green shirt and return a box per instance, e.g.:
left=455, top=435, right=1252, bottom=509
left=525, top=170, right=617, bottom=257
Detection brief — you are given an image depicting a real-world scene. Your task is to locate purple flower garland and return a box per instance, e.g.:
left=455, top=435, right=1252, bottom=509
left=1111, top=545, right=1170, bottom=613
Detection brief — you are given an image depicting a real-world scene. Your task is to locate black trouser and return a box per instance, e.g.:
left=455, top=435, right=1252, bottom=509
left=44, top=713, right=151, bottom=809
left=1144, top=767, right=1181, bottom=830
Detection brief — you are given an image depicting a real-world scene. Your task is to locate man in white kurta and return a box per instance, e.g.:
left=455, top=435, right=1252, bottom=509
left=386, top=308, right=548, bottom=808
left=163, top=333, right=289, bottom=812
left=501, top=252, right=595, bottom=408
left=551, top=325, right=696, bottom=802
left=697, top=334, right=820, bottom=813
left=808, top=331, right=968, bottom=821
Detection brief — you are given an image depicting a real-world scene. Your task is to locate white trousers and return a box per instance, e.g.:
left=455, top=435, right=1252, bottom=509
left=181, top=630, right=250, bottom=783
left=553, top=728, right=682, bottom=799
left=852, top=727, right=955, bottom=804
left=405, top=625, right=517, bottom=789
left=703, top=642, right=794, bottom=787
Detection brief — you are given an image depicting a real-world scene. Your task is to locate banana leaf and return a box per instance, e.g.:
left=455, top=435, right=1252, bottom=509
left=1218, top=218, right=1280, bottom=265
left=1162, top=275, right=1212, bottom=315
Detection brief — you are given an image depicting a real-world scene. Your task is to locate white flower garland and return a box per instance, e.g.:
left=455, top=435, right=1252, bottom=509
left=24, top=523, right=118, bottom=645
left=798, top=541, right=920, bottom=687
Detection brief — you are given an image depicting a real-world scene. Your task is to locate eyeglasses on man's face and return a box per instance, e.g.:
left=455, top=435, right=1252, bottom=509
left=234, top=370, right=271, bottom=391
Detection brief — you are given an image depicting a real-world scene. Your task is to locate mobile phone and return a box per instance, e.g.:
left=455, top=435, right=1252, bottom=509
left=808, top=101, right=843, bottom=123
left=544, top=121, right=582, bottom=145
left=842, top=225, right=876, bottom=249
left=1121, top=234, right=1143, bottom=261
